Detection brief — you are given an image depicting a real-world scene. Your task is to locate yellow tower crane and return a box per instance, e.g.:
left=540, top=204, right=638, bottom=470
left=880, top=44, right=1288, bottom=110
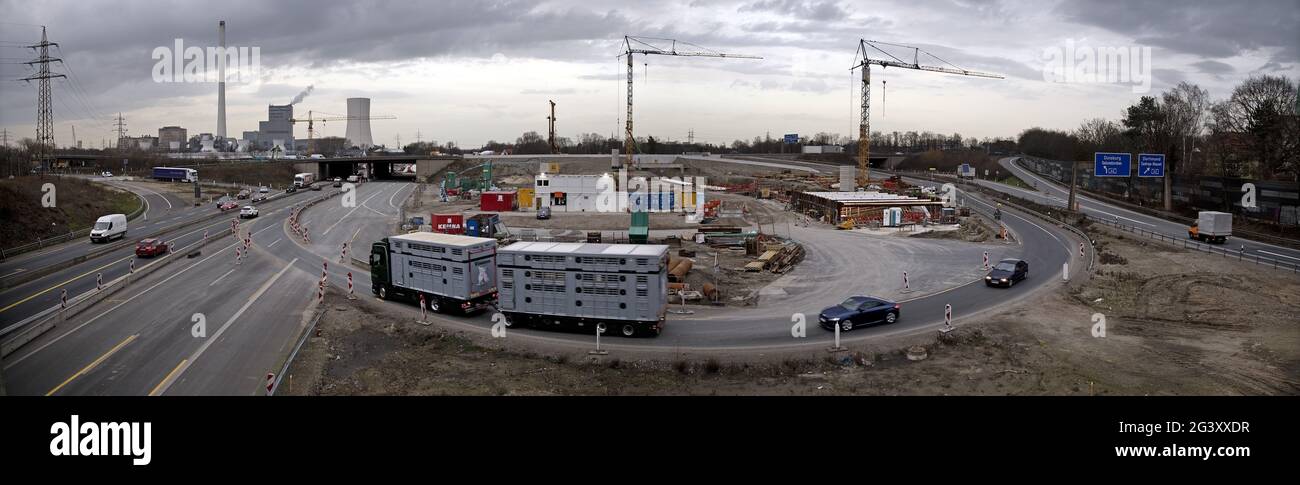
left=621, top=36, right=761, bottom=168
left=851, top=40, right=1003, bottom=188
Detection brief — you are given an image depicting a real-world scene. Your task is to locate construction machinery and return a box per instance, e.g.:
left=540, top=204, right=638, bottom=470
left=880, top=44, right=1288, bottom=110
left=850, top=40, right=1003, bottom=189
left=290, top=110, right=396, bottom=155
left=621, top=36, right=761, bottom=168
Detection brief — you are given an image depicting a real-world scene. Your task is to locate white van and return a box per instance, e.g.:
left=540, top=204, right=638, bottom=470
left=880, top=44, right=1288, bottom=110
left=90, top=214, right=128, bottom=243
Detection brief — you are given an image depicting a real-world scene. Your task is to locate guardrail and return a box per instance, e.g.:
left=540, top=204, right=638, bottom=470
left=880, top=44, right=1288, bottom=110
left=0, top=185, right=148, bottom=261
left=1011, top=157, right=1300, bottom=251
left=0, top=227, right=236, bottom=358
left=1089, top=216, right=1300, bottom=273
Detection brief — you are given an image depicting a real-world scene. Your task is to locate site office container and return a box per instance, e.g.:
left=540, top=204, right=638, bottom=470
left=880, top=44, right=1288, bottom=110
left=496, top=242, right=670, bottom=338
left=480, top=191, right=517, bottom=212
left=369, top=232, right=498, bottom=314
left=431, top=214, right=465, bottom=235
left=517, top=188, right=536, bottom=209
left=465, top=213, right=502, bottom=238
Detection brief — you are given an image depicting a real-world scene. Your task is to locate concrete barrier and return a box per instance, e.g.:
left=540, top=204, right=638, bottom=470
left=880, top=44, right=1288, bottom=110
left=0, top=227, right=236, bottom=358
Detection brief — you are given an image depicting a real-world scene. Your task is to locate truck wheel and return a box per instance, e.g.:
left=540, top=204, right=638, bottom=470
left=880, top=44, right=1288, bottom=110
left=621, top=324, right=637, bottom=337
left=430, top=299, right=440, bottom=313
left=378, top=286, right=387, bottom=299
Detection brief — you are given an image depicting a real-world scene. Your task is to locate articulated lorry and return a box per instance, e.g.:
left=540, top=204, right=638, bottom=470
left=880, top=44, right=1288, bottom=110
left=1188, top=211, right=1232, bottom=244
left=496, top=242, right=669, bottom=337
left=370, top=232, right=499, bottom=314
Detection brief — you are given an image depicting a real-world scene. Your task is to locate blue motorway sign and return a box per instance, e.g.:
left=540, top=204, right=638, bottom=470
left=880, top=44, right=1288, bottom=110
left=1138, top=153, right=1165, bottom=177
left=783, top=134, right=798, bottom=144
left=1094, top=152, right=1131, bottom=177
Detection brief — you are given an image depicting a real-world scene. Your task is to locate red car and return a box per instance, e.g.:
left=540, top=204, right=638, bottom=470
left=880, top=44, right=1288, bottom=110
left=218, top=200, right=239, bottom=211
left=135, top=238, right=168, bottom=257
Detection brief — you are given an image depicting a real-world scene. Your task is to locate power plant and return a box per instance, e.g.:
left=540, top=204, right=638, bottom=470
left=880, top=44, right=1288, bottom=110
left=345, top=97, right=373, bottom=149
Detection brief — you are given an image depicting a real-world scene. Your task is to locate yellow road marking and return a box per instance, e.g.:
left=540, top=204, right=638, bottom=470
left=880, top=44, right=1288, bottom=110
left=0, top=254, right=132, bottom=314
left=149, top=359, right=187, bottom=396
left=45, top=334, right=137, bottom=396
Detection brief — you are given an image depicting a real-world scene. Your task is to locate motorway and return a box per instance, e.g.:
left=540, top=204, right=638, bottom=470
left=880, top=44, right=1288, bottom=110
left=2, top=180, right=412, bottom=395
left=1, top=161, right=1083, bottom=394
left=996, top=158, right=1300, bottom=265
left=0, top=182, right=310, bottom=330
left=0, top=177, right=200, bottom=281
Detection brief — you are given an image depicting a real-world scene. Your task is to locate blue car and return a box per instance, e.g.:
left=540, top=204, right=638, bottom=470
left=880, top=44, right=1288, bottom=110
left=818, top=296, right=901, bottom=332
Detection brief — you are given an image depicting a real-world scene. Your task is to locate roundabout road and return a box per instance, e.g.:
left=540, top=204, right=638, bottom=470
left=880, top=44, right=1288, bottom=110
left=288, top=176, right=1085, bottom=354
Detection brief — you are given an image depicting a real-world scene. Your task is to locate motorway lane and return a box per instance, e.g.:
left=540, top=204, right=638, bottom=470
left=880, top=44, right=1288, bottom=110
left=3, top=197, right=319, bottom=395
left=0, top=188, right=318, bottom=329
left=997, top=157, right=1300, bottom=265
left=0, top=177, right=201, bottom=280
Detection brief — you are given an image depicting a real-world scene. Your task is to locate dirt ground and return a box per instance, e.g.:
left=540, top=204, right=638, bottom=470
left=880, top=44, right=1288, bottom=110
left=284, top=216, right=1299, bottom=395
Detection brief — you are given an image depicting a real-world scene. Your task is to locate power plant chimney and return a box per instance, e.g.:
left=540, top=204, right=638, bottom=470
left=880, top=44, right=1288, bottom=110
left=216, top=20, right=227, bottom=139
left=345, top=97, right=373, bottom=148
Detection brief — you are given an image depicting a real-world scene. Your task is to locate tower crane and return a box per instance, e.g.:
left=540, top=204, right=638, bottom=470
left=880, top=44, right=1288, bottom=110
left=290, top=110, right=396, bottom=155
left=851, top=40, right=1003, bottom=188
left=621, top=36, right=761, bottom=168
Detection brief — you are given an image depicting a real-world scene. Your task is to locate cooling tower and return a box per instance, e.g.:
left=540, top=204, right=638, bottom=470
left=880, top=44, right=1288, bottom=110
left=345, top=97, right=373, bottom=148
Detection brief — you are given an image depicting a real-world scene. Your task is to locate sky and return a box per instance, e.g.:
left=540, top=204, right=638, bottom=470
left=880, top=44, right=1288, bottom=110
left=0, top=0, right=1296, bottom=149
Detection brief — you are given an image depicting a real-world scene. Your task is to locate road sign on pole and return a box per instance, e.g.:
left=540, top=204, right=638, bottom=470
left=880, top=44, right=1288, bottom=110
left=783, top=134, right=798, bottom=144
left=1138, top=154, right=1165, bottom=177
left=1094, top=152, right=1131, bottom=177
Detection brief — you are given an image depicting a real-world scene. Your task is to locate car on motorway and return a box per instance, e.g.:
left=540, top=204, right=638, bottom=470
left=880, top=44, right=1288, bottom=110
left=259, top=186, right=269, bottom=193
left=251, top=192, right=268, bottom=202
left=218, top=199, right=239, bottom=211
left=286, top=185, right=297, bottom=193
left=818, top=296, right=900, bottom=332
left=985, top=259, right=1028, bottom=287
left=100, top=171, right=113, bottom=177
left=310, top=183, right=322, bottom=191
left=134, top=238, right=168, bottom=257
left=239, top=206, right=259, bottom=218
left=332, top=177, right=343, bottom=187
left=236, top=189, right=251, bottom=199
left=537, top=206, right=552, bottom=220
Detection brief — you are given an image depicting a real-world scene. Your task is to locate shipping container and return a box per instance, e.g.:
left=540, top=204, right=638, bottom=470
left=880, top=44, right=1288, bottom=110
left=465, top=213, right=502, bottom=238
left=496, top=242, right=669, bottom=337
left=431, top=214, right=465, bottom=235
left=480, top=191, right=517, bottom=212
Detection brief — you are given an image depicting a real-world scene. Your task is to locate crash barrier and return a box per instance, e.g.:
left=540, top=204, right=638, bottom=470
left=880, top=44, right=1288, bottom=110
left=0, top=227, right=236, bottom=358
left=1091, top=216, right=1300, bottom=273
left=0, top=188, right=146, bottom=261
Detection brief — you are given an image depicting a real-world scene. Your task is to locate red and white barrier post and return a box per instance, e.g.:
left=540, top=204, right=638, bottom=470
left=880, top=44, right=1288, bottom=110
left=61, top=288, right=67, bottom=308
left=1079, top=242, right=1085, bottom=258
left=340, top=243, right=347, bottom=263
left=236, top=247, right=242, bottom=265
left=982, top=251, right=990, bottom=270
left=902, top=271, right=910, bottom=291
left=265, top=372, right=275, bottom=396
left=942, top=304, right=954, bottom=333
left=96, top=273, right=102, bottom=290
left=347, top=272, right=356, bottom=300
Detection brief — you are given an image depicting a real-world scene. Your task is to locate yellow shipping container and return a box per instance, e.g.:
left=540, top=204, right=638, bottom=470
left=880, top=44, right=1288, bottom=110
left=517, top=187, right=536, bottom=209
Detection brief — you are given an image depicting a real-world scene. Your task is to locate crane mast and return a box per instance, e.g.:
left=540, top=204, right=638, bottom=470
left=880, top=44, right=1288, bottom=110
left=622, top=36, right=761, bottom=168
left=852, top=39, right=1003, bottom=188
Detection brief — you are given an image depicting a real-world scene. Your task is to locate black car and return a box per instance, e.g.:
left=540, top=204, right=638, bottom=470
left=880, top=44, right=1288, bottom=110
left=818, top=296, right=901, bottom=332
left=985, top=259, right=1028, bottom=287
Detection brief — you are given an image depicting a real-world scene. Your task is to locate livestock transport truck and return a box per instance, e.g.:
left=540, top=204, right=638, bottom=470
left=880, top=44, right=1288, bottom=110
left=370, top=232, right=499, bottom=314
left=496, top=242, right=669, bottom=337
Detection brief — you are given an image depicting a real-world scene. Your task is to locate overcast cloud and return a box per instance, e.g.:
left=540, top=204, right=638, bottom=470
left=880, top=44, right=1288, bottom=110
left=1, top=0, right=1296, bottom=148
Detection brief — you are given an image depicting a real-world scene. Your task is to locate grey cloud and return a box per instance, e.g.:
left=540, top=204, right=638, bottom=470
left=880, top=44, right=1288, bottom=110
left=1058, top=0, right=1300, bottom=63
left=737, top=0, right=849, bottom=21
left=1191, top=60, right=1234, bottom=75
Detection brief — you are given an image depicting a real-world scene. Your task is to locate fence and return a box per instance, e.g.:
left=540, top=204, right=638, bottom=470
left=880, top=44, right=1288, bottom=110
left=1089, top=216, right=1299, bottom=273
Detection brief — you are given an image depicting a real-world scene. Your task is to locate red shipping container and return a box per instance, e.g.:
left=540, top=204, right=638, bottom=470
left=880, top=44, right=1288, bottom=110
left=480, top=191, right=517, bottom=212
left=431, top=214, right=465, bottom=234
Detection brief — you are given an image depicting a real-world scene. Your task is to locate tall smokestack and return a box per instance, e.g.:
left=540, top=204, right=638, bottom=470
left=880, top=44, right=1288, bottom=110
left=216, top=20, right=227, bottom=139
